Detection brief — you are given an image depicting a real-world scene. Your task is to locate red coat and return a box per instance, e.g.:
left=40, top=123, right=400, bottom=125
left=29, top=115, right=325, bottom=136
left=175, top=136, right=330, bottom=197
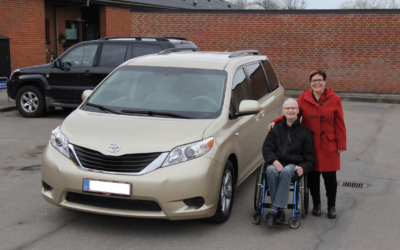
left=273, top=88, right=346, bottom=172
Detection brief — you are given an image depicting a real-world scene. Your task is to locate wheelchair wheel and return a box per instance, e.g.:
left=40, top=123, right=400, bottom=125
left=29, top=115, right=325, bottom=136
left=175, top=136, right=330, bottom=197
left=304, top=175, right=309, bottom=216
left=253, top=162, right=266, bottom=211
left=251, top=212, right=261, bottom=225
left=300, top=175, right=306, bottom=218
left=288, top=217, right=300, bottom=229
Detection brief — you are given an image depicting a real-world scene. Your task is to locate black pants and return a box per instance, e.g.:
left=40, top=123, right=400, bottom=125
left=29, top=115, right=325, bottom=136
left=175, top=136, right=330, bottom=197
left=308, top=171, right=337, bottom=207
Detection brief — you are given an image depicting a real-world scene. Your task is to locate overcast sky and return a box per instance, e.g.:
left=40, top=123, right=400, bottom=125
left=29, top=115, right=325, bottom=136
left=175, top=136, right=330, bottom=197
left=306, top=0, right=344, bottom=9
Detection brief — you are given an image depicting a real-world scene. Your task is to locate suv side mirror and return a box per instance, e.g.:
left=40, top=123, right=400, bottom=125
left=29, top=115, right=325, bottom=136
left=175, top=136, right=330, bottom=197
left=53, top=60, right=59, bottom=68
left=237, top=100, right=260, bottom=116
left=82, top=90, right=93, bottom=101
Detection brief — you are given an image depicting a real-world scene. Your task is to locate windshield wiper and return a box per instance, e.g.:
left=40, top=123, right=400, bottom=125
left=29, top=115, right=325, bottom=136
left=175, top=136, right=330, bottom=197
left=120, top=110, right=193, bottom=119
left=86, top=103, right=120, bottom=114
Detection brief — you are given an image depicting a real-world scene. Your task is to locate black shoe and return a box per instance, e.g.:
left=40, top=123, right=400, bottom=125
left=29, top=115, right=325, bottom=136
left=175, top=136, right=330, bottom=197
left=312, top=204, right=321, bottom=216
left=276, top=210, right=286, bottom=223
left=266, top=212, right=276, bottom=227
left=328, top=206, right=337, bottom=219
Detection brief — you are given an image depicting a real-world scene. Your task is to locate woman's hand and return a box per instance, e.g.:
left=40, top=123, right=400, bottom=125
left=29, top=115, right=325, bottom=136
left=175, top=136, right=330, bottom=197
left=338, top=149, right=345, bottom=154
left=267, top=122, right=275, bottom=132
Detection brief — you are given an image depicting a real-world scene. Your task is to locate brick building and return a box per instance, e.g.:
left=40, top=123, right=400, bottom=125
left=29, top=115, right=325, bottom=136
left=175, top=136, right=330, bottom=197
left=0, top=0, right=399, bottom=94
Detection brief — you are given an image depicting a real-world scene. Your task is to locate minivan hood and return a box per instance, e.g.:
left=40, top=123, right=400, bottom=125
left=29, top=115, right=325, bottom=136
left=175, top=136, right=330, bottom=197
left=60, top=109, right=215, bottom=155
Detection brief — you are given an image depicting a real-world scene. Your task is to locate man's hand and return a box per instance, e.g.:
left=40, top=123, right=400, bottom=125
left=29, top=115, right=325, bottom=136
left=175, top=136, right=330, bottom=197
left=273, top=160, right=284, bottom=173
left=294, top=166, right=303, bottom=176
left=267, top=122, right=275, bottom=132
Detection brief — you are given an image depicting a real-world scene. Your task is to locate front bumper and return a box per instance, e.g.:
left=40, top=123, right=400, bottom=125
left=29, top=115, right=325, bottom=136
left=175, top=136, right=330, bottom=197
left=41, top=143, right=224, bottom=220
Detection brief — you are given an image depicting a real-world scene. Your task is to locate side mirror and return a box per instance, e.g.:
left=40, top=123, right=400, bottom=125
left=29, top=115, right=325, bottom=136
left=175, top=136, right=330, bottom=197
left=53, top=60, right=59, bottom=68
left=238, top=100, right=260, bottom=116
left=82, top=90, right=93, bottom=101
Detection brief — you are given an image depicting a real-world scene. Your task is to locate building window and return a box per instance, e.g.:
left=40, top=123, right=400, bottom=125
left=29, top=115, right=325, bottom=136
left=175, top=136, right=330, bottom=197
left=66, top=21, right=79, bottom=43
left=45, top=19, right=50, bottom=44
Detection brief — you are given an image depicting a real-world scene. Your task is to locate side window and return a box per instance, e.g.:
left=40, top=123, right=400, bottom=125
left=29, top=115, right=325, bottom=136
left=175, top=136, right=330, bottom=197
left=99, top=44, right=128, bottom=67
left=231, top=68, right=251, bottom=114
left=60, top=44, right=98, bottom=68
left=262, top=60, right=280, bottom=92
left=245, top=62, right=269, bottom=101
left=133, top=44, right=163, bottom=58
left=81, top=44, right=98, bottom=67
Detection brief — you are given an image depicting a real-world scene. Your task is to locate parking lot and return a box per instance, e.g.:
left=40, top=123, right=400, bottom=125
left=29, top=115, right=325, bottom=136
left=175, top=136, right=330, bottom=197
left=1, top=101, right=400, bottom=250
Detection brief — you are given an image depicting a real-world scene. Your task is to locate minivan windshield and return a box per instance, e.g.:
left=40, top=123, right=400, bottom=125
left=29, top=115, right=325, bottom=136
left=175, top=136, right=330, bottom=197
left=84, top=66, right=227, bottom=119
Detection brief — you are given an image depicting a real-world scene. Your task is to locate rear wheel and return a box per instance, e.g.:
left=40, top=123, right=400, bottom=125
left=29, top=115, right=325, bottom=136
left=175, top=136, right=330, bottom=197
left=254, top=162, right=266, bottom=211
left=209, top=160, right=235, bottom=224
left=16, top=85, right=46, bottom=118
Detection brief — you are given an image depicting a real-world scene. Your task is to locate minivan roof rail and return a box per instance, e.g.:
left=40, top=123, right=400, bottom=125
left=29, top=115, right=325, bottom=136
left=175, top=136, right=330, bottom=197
left=99, top=36, right=171, bottom=41
left=158, top=48, right=200, bottom=55
left=229, top=50, right=261, bottom=58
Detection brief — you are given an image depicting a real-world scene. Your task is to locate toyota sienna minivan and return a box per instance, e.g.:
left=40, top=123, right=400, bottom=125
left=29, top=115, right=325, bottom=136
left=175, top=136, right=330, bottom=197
left=41, top=49, right=285, bottom=223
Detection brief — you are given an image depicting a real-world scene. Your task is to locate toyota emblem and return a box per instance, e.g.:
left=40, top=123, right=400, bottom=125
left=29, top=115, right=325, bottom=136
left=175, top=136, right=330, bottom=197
left=107, top=144, right=121, bottom=153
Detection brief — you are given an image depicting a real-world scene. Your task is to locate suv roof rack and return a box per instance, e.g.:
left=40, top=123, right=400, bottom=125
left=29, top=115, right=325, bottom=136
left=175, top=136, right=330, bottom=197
left=229, top=50, right=260, bottom=58
left=158, top=48, right=200, bottom=55
left=99, top=36, right=171, bottom=42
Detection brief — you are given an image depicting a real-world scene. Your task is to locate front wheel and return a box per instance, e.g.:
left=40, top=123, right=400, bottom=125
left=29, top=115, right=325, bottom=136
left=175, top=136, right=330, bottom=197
left=16, top=85, right=46, bottom=118
left=208, top=160, right=235, bottom=224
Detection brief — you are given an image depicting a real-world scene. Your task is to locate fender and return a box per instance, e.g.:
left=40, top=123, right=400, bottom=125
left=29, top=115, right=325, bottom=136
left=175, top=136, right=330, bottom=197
left=16, top=74, right=51, bottom=97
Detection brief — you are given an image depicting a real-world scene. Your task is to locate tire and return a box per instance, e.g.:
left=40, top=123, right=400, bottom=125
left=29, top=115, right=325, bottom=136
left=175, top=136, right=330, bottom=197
left=300, top=175, right=306, bottom=218
left=209, top=160, right=235, bottom=224
left=254, top=162, right=266, bottom=211
left=288, top=217, right=300, bottom=229
left=304, top=175, right=309, bottom=216
left=16, top=85, right=46, bottom=118
left=252, top=212, right=261, bottom=225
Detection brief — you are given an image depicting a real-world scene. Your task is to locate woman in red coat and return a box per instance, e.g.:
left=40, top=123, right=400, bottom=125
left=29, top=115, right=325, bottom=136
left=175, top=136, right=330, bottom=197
left=268, top=70, right=346, bottom=219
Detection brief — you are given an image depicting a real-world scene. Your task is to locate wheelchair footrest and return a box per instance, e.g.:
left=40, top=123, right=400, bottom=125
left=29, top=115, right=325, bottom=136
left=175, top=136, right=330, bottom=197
left=261, top=204, right=295, bottom=209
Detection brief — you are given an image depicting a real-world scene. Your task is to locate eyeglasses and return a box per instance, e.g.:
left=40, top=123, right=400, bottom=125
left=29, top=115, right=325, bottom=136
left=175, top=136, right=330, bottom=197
left=283, top=107, right=297, bottom=110
left=311, top=79, right=325, bottom=83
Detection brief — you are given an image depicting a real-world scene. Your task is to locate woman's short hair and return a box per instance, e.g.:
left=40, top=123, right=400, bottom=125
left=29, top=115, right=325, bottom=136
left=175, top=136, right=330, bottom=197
left=309, top=69, right=326, bottom=82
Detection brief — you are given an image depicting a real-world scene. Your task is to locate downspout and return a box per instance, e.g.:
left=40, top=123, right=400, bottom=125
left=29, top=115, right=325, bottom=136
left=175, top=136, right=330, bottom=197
left=54, top=6, right=59, bottom=57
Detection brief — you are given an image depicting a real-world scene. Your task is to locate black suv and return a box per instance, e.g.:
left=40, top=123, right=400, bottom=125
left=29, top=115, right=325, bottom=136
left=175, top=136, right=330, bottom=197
left=7, top=37, right=198, bottom=117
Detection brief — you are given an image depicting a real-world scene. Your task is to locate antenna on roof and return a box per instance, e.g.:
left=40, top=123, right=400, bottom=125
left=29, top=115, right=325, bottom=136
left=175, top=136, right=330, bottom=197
left=194, top=0, right=197, bottom=6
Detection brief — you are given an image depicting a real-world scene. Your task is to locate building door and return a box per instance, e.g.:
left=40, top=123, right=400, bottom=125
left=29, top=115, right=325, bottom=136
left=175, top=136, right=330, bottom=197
left=0, top=36, right=11, bottom=78
left=82, top=5, right=100, bottom=41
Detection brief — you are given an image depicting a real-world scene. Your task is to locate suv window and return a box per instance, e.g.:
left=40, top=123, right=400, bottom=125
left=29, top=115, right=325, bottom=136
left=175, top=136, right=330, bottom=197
left=245, top=62, right=269, bottom=101
left=262, top=61, right=280, bottom=92
left=231, top=68, right=251, bottom=113
left=61, top=44, right=98, bottom=67
left=99, top=44, right=128, bottom=67
left=133, top=44, right=163, bottom=58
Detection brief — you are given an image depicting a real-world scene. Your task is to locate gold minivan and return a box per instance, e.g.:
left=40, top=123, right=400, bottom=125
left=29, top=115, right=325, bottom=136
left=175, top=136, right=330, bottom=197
left=41, top=49, right=285, bottom=223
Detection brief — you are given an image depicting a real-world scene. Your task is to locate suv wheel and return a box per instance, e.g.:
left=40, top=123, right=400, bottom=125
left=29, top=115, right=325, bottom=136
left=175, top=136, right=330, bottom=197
left=16, top=85, right=46, bottom=118
left=209, top=160, right=235, bottom=224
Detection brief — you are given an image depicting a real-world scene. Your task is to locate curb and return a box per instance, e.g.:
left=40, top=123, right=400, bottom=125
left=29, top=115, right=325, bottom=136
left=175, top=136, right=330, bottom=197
left=0, top=106, right=17, bottom=112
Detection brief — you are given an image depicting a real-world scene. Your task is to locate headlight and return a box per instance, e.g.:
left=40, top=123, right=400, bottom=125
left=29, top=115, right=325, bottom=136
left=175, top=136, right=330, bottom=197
left=10, top=68, right=20, bottom=80
left=162, top=137, right=214, bottom=167
left=50, top=126, right=70, bottom=158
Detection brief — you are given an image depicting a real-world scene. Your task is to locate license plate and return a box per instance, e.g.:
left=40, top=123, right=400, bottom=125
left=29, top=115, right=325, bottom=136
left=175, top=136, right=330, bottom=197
left=83, top=179, right=131, bottom=196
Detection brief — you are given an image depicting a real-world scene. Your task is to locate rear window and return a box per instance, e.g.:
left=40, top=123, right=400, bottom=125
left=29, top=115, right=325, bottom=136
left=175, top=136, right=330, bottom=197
left=262, top=61, right=280, bottom=92
left=99, top=44, right=128, bottom=67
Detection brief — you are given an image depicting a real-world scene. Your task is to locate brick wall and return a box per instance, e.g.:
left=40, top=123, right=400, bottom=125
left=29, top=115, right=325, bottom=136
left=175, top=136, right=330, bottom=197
left=0, top=0, right=46, bottom=72
left=100, top=5, right=130, bottom=38
left=45, top=2, right=83, bottom=62
left=130, top=12, right=400, bottom=94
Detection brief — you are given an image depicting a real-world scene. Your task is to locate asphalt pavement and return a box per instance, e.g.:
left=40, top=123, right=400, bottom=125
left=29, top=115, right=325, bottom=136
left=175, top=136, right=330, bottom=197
left=1, top=100, right=400, bottom=250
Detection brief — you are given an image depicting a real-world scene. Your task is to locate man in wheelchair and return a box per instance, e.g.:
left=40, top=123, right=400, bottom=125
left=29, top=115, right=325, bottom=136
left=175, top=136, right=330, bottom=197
left=262, top=98, right=315, bottom=227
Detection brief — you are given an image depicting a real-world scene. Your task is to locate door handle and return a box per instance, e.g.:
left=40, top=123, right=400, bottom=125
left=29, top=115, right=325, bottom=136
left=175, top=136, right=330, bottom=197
left=83, top=70, right=91, bottom=75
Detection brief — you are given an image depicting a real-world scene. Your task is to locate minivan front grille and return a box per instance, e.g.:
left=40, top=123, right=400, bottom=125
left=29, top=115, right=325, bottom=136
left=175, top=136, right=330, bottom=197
left=66, top=192, right=162, bottom=211
left=72, top=144, right=162, bottom=173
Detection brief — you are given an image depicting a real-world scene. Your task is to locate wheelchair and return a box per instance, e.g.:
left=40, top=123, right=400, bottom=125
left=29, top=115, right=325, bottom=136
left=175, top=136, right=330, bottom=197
left=251, top=161, right=309, bottom=229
